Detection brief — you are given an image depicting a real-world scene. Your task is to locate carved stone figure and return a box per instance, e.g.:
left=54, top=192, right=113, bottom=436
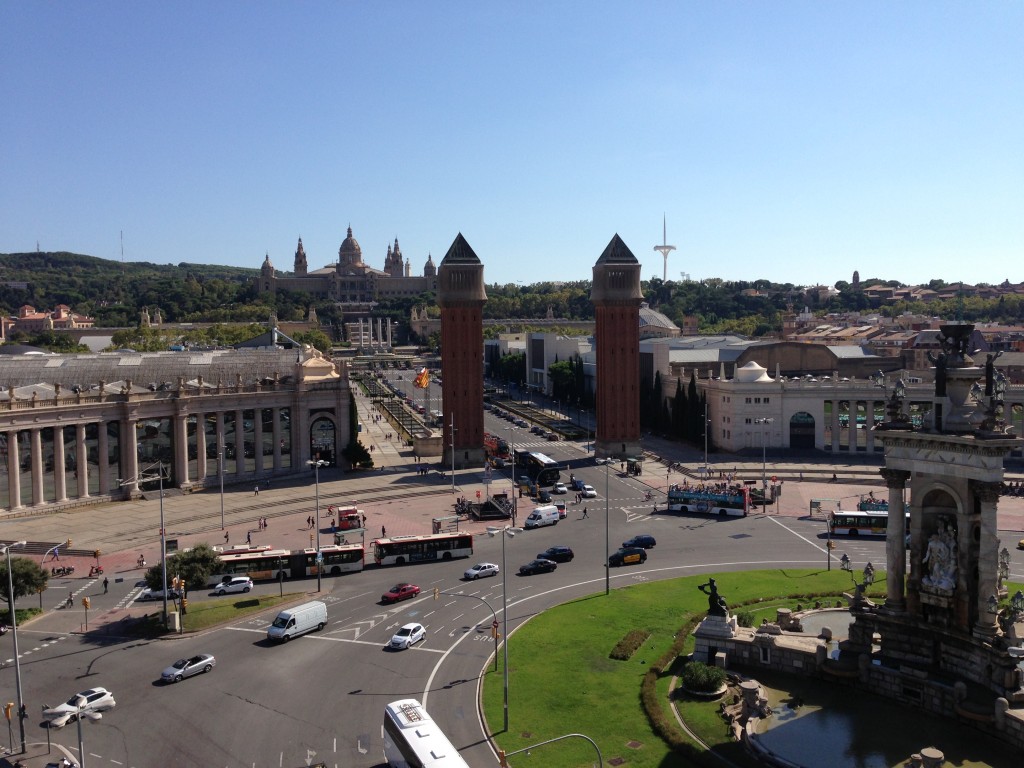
left=698, top=577, right=728, bottom=617
left=927, top=351, right=947, bottom=398
left=985, top=351, right=1003, bottom=397
left=922, top=521, right=957, bottom=591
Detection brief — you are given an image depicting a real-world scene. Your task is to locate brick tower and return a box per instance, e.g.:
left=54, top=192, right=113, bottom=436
left=591, top=234, right=643, bottom=460
left=437, top=233, right=487, bottom=468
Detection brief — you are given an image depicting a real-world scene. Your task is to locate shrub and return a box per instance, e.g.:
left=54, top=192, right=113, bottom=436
left=610, top=629, right=651, bottom=660
left=735, top=610, right=755, bottom=627
left=681, top=661, right=727, bottom=693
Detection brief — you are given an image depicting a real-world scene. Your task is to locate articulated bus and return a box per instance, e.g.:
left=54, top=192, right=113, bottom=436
left=373, top=532, right=474, bottom=566
left=666, top=485, right=750, bottom=517
left=207, top=543, right=365, bottom=586
left=383, top=698, right=470, bottom=768
left=828, top=510, right=907, bottom=537
left=515, top=450, right=561, bottom=487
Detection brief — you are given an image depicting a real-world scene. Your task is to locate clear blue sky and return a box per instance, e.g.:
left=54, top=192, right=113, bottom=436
left=2, top=2, right=1021, bottom=288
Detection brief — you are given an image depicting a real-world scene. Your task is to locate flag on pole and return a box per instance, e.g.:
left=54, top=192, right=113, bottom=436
left=414, top=368, right=430, bottom=389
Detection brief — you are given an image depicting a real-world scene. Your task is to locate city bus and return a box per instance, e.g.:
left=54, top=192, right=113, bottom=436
left=373, top=532, right=474, bottom=566
left=666, top=485, right=749, bottom=517
left=207, top=547, right=292, bottom=584
left=289, top=543, right=365, bottom=577
left=383, top=698, right=470, bottom=768
left=828, top=510, right=907, bottom=537
left=515, top=450, right=561, bottom=487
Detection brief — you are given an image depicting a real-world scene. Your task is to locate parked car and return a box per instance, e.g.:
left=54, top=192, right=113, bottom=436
left=537, top=490, right=552, bottom=503
left=552, top=482, right=567, bottom=494
left=381, top=583, right=421, bottom=604
left=622, top=534, right=657, bottom=549
left=608, top=547, right=647, bottom=567
left=537, top=546, right=574, bottom=563
left=161, top=654, right=216, bottom=683
left=530, top=426, right=543, bottom=434
left=581, top=484, right=597, bottom=498
left=546, top=432, right=559, bottom=441
left=213, top=576, right=253, bottom=596
left=464, top=562, right=500, bottom=580
left=594, top=457, right=608, bottom=465
left=43, top=688, right=116, bottom=728
left=519, top=558, right=557, bottom=576
left=389, top=622, right=426, bottom=650
left=138, top=587, right=181, bottom=602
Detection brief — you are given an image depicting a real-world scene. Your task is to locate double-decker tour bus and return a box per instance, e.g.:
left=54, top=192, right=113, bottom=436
left=666, top=484, right=749, bottom=517
left=383, top=699, right=470, bottom=768
left=856, top=497, right=889, bottom=512
left=483, top=432, right=511, bottom=459
left=373, top=532, right=474, bottom=566
left=515, top=450, right=561, bottom=487
left=289, top=543, right=365, bottom=577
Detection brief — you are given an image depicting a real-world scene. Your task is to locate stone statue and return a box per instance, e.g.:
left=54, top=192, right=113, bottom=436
left=998, top=546, right=1010, bottom=591
left=922, top=521, right=957, bottom=591
left=698, top=577, right=728, bottom=617
left=985, top=351, right=1003, bottom=397
left=927, top=351, right=947, bottom=398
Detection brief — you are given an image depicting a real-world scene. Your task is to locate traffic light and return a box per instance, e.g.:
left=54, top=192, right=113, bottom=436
left=66, top=539, right=72, bottom=548
left=82, top=597, right=91, bottom=609
left=3, top=702, right=12, bottom=721
left=94, top=549, right=101, bottom=559
left=498, top=749, right=507, bottom=767
left=181, top=597, right=188, bottom=611
left=433, top=587, right=440, bottom=600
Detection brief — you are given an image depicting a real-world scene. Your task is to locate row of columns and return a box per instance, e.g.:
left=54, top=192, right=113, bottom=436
left=357, top=317, right=394, bottom=350
left=3, top=406, right=292, bottom=510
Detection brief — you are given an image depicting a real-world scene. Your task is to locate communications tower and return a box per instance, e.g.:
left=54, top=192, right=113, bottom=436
left=653, top=214, right=676, bottom=282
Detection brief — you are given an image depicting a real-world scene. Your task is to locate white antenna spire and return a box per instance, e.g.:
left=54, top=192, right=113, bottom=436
left=653, top=213, right=676, bottom=282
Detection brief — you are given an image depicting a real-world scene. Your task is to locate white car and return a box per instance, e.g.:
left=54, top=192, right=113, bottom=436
left=594, top=457, right=608, bottom=465
left=214, top=576, right=253, bottom=596
left=464, top=562, right=500, bottom=580
left=138, top=587, right=181, bottom=602
left=44, top=687, right=116, bottom=728
left=389, top=622, right=426, bottom=650
left=552, top=482, right=568, bottom=494
left=581, top=484, right=597, bottom=498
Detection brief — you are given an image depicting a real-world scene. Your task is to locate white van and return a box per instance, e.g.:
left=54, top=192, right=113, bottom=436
left=524, top=505, right=560, bottom=529
left=266, top=600, right=328, bottom=642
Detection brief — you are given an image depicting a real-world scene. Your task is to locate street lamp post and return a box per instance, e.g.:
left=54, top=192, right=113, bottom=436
left=487, top=525, right=521, bottom=732
left=605, top=461, right=610, bottom=596
left=73, top=695, right=102, bottom=768
left=704, top=401, right=710, bottom=477
left=218, top=442, right=225, bottom=531
left=119, top=463, right=169, bottom=624
left=307, top=459, right=327, bottom=592
left=754, top=417, right=774, bottom=508
left=3, top=541, right=27, bottom=753
left=504, top=426, right=517, bottom=523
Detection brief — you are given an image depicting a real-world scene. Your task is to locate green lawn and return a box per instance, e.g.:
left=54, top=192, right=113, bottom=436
left=482, top=569, right=884, bottom=768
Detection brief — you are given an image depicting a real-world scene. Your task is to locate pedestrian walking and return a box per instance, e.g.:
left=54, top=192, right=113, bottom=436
left=103, top=577, right=109, bottom=594
left=582, top=507, right=589, bottom=519
left=254, top=485, right=259, bottom=496
left=246, top=530, right=252, bottom=546
left=224, top=530, right=229, bottom=543
left=382, top=525, right=387, bottom=538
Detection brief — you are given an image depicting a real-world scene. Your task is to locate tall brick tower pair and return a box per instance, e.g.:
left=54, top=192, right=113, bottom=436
left=437, top=231, right=642, bottom=468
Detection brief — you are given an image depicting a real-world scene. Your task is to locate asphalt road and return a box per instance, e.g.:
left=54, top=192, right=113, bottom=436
left=3, top=402, right=1024, bottom=768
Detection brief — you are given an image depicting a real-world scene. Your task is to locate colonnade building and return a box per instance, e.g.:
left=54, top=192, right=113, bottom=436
left=0, top=342, right=350, bottom=513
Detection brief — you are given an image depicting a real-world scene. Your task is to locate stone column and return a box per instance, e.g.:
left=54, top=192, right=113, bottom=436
left=97, top=421, right=109, bottom=495
left=215, top=411, right=225, bottom=472
left=272, top=407, right=282, bottom=471
left=973, top=480, right=1002, bottom=638
left=30, top=428, right=44, bottom=506
left=196, top=415, right=208, bottom=481
left=53, top=426, right=67, bottom=502
left=76, top=424, right=89, bottom=498
left=881, top=468, right=910, bottom=612
left=6, top=431, right=22, bottom=510
left=173, top=412, right=189, bottom=487
left=830, top=401, right=841, bottom=452
left=234, top=409, right=245, bottom=477
left=253, top=408, right=264, bottom=474
left=123, top=417, right=139, bottom=494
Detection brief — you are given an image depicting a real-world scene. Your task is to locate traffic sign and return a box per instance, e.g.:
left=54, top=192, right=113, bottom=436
left=316, top=551, right=324, bottom=564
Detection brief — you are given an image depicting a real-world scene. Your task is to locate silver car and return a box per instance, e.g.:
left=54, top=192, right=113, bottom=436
left=161, top=653, right=216, bottom=683
left=389, top=623, right=425, bottom=650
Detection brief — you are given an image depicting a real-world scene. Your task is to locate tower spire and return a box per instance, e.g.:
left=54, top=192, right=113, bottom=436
left=653, top=213, right=676, bottom=282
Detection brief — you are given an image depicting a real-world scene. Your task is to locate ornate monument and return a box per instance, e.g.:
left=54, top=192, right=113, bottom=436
left=844, top=322, right=1024, bottom=749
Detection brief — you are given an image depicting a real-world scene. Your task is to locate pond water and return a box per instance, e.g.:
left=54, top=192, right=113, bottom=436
left=751, top=666, right=1021, bottom=768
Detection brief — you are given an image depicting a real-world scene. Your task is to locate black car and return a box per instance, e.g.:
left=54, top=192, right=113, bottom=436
left=622, top=534, right=657, bottom=549
left=536, top=546, right=574, bottom=563
left=519, top=558, right=557, bottom=575
left=608, top=547, right=647, bottom=567
left=537, top=490, right=552, bottom=503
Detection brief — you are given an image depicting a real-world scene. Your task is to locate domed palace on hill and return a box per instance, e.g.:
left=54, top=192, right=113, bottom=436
left=254, top=227, right=438, bottom=303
